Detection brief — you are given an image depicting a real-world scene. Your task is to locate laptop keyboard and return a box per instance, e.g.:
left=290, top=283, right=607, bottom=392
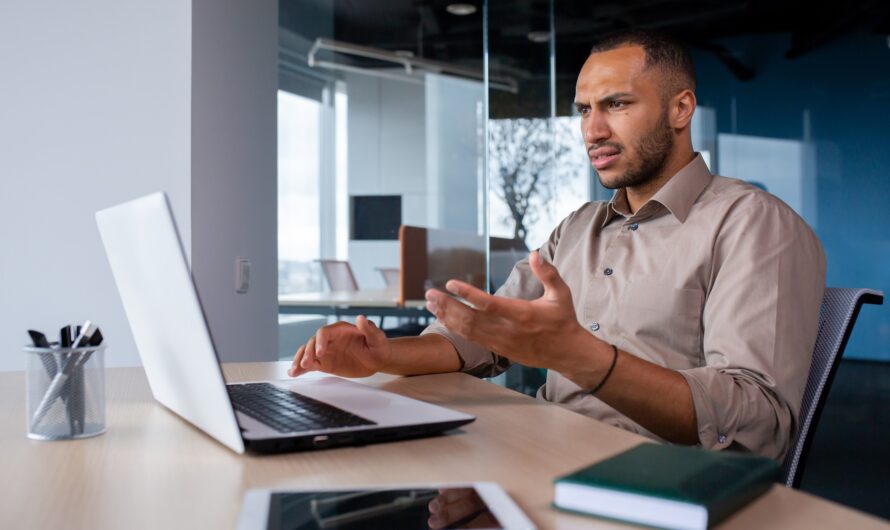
left=227, top=382, right=376, bottom=433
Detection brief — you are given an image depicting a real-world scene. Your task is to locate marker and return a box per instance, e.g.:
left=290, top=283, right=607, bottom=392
left=28, top=330, right=58, bottom=379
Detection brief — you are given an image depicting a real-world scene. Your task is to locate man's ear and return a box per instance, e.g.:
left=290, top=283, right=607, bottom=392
left=670, top=89, right=696, bottom=129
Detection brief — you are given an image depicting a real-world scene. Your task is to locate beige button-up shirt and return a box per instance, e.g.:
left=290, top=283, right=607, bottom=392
left=423, top=154, right=825, bottom=460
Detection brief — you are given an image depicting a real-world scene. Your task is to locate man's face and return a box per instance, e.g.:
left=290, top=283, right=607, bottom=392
left=575, top=46, right=674, bottom=190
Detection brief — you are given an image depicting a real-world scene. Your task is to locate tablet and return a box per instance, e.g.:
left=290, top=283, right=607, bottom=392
left=237, top=482, right=536, bottom=530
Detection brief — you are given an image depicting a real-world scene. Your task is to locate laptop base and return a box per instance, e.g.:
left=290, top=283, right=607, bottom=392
left=243, top=419, right=473, bottom=453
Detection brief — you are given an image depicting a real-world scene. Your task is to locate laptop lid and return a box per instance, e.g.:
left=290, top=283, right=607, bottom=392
left=96, top=192, right=245, bottom=454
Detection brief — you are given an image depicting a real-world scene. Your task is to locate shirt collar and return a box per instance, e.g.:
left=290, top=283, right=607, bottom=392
left=601, top=153, right=712, bottom=227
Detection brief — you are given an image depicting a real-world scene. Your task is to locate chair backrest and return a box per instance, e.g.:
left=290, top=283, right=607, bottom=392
left=781, top=287, right=883, bottom=488
left=376, top=267, right=400, bottom=288
left=317, top=260, right=359, bottom=291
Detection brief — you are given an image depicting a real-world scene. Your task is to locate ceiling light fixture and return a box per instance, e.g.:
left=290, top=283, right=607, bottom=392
left=446, top=3, right=477, bottom=16
left=527, top=31, right=551, bottom=43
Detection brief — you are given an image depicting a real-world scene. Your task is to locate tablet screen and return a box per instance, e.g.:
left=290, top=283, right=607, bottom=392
left=266, top=487, right=504, bottom=530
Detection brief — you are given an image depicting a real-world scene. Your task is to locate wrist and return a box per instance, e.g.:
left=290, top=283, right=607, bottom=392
left=558, top=328, right=615, bottom=389
left=380, top=337, right=396, bottom=370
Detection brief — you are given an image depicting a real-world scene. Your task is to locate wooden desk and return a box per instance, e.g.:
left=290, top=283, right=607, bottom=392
left=2, top=362, right=887, bottom=530
left=279, top=289, right=429, bottom=318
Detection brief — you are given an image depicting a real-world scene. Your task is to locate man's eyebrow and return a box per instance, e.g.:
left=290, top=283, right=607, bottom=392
left=595, top=92, right=635, bottom=104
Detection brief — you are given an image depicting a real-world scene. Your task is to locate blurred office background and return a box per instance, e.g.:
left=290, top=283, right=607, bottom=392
left=275, top=0, right=890, bottom=518
left=1, top=0, right=886, bottom=519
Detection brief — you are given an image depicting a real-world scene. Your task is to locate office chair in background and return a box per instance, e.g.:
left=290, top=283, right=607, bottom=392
left=781, top=287, right=884, bottom=488
left=375, top=266, right=428, bottom=337
left=317, top=260, right=421, bottom=335
left=317, top=260, right=359, bottom=292
left=376, top=267, right=400, bottom=288
left=315, top=259, right=379, bottom=325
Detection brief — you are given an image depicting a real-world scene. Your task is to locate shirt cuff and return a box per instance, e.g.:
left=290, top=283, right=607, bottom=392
left=678, top=366, right=791, bottom=459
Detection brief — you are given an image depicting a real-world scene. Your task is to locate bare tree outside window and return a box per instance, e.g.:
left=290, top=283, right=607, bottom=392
left=488, top=117, right=581, bottom=246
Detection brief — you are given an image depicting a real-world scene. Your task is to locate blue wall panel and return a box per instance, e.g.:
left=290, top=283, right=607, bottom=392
left=692, top=32, right=890, bottom=360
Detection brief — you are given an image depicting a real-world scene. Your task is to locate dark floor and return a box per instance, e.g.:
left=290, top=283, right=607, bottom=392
left=799, top=359, right=890, bottom=520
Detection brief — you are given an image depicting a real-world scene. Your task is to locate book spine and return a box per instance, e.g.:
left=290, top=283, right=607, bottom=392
left=707, top=463, right=779, bottom=527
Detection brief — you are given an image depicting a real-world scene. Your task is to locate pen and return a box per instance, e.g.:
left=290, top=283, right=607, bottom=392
left=30, top=322, right=98, bottom=431
left=71, top=329, right=104, bottom=370
left=62, top=326, right=78, bottom=434
left=73, top=329, right=103, bottom=433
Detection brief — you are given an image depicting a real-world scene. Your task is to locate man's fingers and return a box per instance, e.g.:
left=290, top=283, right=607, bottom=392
left=300, top=336, right=318, bottom=369
left=288, top=345, right=307, bottom=377
left=356, top=315, right=386, bottom=346
left=528, top=250, right=571, bottom=299
left=443, top=280, right=506, bottom=316
left=314, top=327, right=327, bottom=358
left=426, top=289, right=504, bottom=345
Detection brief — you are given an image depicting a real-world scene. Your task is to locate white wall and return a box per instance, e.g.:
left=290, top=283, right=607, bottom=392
left=691, top=105, right=717, bottom=171
left=425, top=73, right=484, bottom=233
left=0, top=0, right=192, bottom=370
left=345, top=73, right=428, bottom=289
left=191, top=0, right=279, bottom=363
left=0, top=0, right=279, bottom=370
left=344, top=72, right=484, bottom=289
left=718, top=133, right=818, bottom=228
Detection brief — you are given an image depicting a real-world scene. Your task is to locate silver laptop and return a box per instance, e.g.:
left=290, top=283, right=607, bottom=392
left=96, top=192, right=474, bottom=454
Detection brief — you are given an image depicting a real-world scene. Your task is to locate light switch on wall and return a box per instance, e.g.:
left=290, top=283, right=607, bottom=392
left=235, top=257, right=250, bottom=293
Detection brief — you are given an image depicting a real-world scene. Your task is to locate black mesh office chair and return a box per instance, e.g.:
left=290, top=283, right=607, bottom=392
left=781, top=287, right=884, bottom=488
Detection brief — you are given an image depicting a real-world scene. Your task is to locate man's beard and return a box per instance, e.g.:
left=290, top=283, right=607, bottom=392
left=598, top=110, right=674, bottom=190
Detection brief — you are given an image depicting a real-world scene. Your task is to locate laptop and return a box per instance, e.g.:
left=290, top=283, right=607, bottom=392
left=96, top=192, right=474, bottom=454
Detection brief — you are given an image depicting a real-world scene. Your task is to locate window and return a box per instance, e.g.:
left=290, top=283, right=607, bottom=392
left=488, top=116, right=590, bottom=249
left=278, top=90, right=322, bottom=294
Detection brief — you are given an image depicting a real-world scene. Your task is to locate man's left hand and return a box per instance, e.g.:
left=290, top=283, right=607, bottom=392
left=425, top=250, right=589, bottom=371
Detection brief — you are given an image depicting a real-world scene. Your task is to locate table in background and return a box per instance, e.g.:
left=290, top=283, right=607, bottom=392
left=1, top=362, right=888, bottom=530
left=279, top=289, right=430, bottom=318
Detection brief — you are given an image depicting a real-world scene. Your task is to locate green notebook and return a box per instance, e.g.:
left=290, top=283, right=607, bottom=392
left=553, top=443, right=779, bottom=530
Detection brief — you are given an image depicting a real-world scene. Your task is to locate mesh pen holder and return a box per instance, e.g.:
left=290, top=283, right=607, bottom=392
left=24, top=344, right=106, bottom=440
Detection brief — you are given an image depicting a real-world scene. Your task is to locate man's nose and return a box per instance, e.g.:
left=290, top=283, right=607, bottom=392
left=582, top=110, right=611, bottom=145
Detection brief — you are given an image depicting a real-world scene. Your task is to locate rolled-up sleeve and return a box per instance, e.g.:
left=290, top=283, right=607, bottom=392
left=421, top=256, right=547, bottom=377
left=420, top=210, right=577, bottom=378
left=679, top=197, right=825, bottom=459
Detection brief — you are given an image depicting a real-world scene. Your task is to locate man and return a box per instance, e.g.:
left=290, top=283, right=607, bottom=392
left=288, top=31, right=825, bottom=460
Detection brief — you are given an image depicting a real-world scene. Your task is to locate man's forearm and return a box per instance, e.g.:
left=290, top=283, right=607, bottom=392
left=382, top=333, right=462, bottom=376
left=559, top=332, right=699, bottom=445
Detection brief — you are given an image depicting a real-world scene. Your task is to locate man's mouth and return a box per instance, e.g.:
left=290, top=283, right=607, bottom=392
left=589, top=146, right=621, bottom=170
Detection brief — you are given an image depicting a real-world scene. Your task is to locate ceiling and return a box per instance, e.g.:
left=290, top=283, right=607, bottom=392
left=280, top=0, right=890, bottom=115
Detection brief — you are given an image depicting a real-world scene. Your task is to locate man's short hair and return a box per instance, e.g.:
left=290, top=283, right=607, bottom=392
left=589, top=30, right=696, bottom=98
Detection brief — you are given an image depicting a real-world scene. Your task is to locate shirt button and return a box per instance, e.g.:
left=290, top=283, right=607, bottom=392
left=589, top=321, right=600, bottom=332
left=604, top=268, right=613, bottom=276
left=629, top=223, right=639, bottom=231
left=718, top=433, right=727, bottom=444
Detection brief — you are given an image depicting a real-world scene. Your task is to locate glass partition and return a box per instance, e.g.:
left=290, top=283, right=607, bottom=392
left=485, top=0, right=594, bottom=394
left=278, top=1, right=486, bottom=295
left=486, top=0, right=590, bottom=264
left=688, top=30, right=890, bottom=363
left=278, top=0, right=889, bottom=367
left=543, top=6, right=890, bottom=363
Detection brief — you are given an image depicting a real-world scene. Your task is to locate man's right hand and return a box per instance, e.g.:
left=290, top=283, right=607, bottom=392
left=288, top=315, right=392, bottom=378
